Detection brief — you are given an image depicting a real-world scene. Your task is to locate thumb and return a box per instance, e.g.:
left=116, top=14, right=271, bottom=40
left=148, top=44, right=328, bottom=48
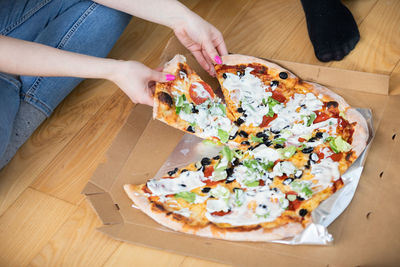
left=149, top=69, right=176, bottom=83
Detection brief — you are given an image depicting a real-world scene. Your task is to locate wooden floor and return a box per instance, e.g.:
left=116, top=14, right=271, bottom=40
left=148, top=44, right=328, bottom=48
left=1, top=0, right=399, bottom=266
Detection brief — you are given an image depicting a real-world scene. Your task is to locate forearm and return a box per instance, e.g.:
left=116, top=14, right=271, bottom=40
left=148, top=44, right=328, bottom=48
left=0, top=35, right=119, bottom=80
left=93, top=0, right=192, bottom=29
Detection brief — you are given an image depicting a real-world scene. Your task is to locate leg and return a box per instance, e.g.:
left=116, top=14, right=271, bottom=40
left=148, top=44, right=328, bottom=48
left=0, top=1, right=131, bottom=168
left=301, top=0, right=360, bottom=62
left=0, top=74, right=21, bottom=168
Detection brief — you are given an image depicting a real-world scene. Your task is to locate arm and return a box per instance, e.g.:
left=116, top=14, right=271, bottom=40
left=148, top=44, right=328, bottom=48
left=93, top=0, right=228, bottom=75
left=0, top=35, right=169, bottom=105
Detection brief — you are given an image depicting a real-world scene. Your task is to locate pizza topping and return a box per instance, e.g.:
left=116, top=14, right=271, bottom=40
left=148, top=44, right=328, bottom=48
left=174, top=191, right=196, bottom=203
left=328, top=136, right=352, bottom=153
left=299, top=209, right=308, bottom=217
left=279, top=71, right=288, bottom=79
left=189, top=81, right=214, bottom=105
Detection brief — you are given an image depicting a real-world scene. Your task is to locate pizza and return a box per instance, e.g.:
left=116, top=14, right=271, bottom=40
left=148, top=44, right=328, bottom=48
left=153, top=55, right=237, bottom=144
left=124, top=54, right=368, bottom=242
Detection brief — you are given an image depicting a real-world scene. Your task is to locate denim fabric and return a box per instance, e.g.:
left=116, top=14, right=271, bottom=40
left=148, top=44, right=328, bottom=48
left=0, top=0, right=131, bottom=162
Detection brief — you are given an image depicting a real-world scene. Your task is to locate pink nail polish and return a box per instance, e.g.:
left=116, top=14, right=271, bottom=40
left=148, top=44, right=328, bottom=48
left=166, top=74, right=175, bottom=81
left=214, top=55, right=222, bottom=64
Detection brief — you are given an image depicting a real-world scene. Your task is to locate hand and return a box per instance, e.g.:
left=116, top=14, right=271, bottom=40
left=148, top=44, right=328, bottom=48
left=172, top=11, right=228, bottom=76
left=110, top=60, right=175, bottom=106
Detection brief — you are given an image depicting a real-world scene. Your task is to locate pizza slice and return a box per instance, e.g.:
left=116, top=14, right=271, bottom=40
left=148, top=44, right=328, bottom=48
left=154, top=55, right=239, bottom=145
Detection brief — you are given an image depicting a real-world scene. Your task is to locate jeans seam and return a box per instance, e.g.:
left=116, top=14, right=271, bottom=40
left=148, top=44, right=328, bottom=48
left=23, top=2, right=99, bottom=116
left=0, top=73, right=21, bottom=93
left=0, top=0, right=53, bottom=35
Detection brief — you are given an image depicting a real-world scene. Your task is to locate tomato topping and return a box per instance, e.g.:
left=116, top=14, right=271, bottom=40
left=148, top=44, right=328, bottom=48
left=288, top=199, right=302, bottom=211
left=189, top=81, right=215, bottom=105
left=271, top=90, right=286, bottom=103
left=317, top=152, right=325, bottom=160
left=143, top=185, right=152, bottom=194
left=165, top=194, right=174, bottom=198
left=259, top=113, right=278, bottom=127
left=298, top=137, right=306, bottom=142
left=330, top=152, right=343, bottom=162
left=203, top=179, right=221, bottom=186
left=313, top=111, right=330, bottom=123
left=259, top=180, right=265, bottom=186
left=211, top=210, right=232, bottom=216
left=203, top=165, right=214, bottom=178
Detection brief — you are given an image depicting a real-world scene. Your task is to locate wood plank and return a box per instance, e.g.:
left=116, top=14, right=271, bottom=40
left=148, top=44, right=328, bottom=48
left=0, top=79, right=117, bottom=216
left=329, top=0, right=400, bottom=73
left=180, top=257, right=230, bottom=267
left=0, top=188, right=76, bottom=266
left=28, top=201, right=121, bottom=267
left=103, top=243, right=186, bottom=267
left=224, top=0, right=305, bottom=59
left=30, top=91, right=134, bottom=205
left=273, top=0, right=377, bottom=65
left=389, top=59, right=400, bottom=95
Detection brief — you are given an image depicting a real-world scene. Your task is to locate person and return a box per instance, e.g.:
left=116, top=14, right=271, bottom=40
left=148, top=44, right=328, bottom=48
left=0, top=0, right=360, bottom=169
left=0, top=0, right=228, bottom=169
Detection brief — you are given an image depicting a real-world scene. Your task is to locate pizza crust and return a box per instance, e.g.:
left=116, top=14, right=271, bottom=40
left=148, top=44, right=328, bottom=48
left=221, top=54, right=297, bottom=79
left=124, top=184, right=305, bottom=242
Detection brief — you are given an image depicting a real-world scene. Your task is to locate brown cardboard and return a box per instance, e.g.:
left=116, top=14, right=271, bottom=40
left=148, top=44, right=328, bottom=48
left=83, top=37, right=400, bottom=266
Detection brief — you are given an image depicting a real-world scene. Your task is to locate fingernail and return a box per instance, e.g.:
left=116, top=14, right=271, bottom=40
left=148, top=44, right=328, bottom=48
left=214, top=55, right=222, bottom=64
left=166, top=74, right=175, bottom=81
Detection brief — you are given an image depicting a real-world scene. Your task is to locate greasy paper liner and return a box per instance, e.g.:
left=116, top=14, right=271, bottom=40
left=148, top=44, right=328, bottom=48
left=153, top=108, right=374, bottom=245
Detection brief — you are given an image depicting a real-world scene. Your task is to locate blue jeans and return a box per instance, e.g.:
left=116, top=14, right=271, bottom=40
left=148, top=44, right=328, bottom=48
left=0, top=0, right=131, bottom=164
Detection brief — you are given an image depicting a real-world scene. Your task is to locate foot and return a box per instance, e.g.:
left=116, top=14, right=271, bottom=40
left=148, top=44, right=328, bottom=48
left=301, top=0, right=360, bottom=62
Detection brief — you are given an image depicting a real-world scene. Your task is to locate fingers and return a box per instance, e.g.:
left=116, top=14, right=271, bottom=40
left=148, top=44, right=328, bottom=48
left=149, top=69, right=176, bottom=83
left=214, top=36, right=228, bottom=56
left=203, top=41, right=222, bottom=65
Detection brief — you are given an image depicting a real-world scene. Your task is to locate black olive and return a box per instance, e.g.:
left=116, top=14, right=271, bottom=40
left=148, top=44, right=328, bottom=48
left=271, top=129, right=280, bottom=134
left=256, top=132, right=267, bottom=138
left=222, top=73, right=227, bottom=79
left=209, top=195, right=215, bottom=198
left=201, top=187, right=211, bottom=193
left=308, top=136, right=317, bottom=142
left=241, top=141, right=250, bottom=146
left=201, top=157, right=211, bottom=166
left=191, top=106, right=199, bottom=113
left=181, top=169, right=188, bottom=173
left=187, top=126, right=195, bottom=133
left=232, top=158, right=240, bottom=166
left=294, top=170, right=303, bottom=179
left=300, top=104, right=306, bottom=108
left=237, top=70, right=244, bottom=77
left=264, top=140, right=272, bottom=147
left=305, top=160, right=311, bottom=169
left=235, top=117, right=244, bottom=126
left=225, top=176, right=235, bottom=184
left=238, top=130, right=249, bottom=138
left=158, top=92, right=173, bottom=106
left=179, top=68, right=187, bottom=75
left=274, top=134, right=281, bottom=139
left=315, top=132, right=324, bottom=139
left=237, top=107, right=244, bottom=113
left=302, top=147, right=314, bottom=154
left=233, top=187, right=241, bottom=192
left=179, top=184, right=187, bottom=187
left=270, top=80, right=279, bottom=87
left=279, top=72, right=288, bottom=79
left=310, top=153, right=319, bottom=163
left=252, top=143, right=262, bottom=150
left=213, top=155, right=221, bottom=160
left=274, top=144, right=284, bottom=149
left=167, top=167, right=178, bottom=176
left=226, top=167, right=234, bottom=177
left=326, top=101, right=338, bottom=108
left=283, top=178, right=293, bottom=185
left=229, top=131, right=238, bottom=140
left=299, top=209, right=308, bottom=217
left=243, top=112, right=248, bottom=117
left=272, top=187, right=279, bottom=192
left=297, top=196, right=305, bottom=201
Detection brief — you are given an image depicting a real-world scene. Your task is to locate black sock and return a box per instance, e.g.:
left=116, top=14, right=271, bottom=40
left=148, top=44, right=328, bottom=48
left=301, top=0, right=360, bottom=62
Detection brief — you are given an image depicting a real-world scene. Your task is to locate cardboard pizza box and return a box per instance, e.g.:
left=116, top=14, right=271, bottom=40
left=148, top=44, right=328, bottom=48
left=83, top=37, right=399, bottom=266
